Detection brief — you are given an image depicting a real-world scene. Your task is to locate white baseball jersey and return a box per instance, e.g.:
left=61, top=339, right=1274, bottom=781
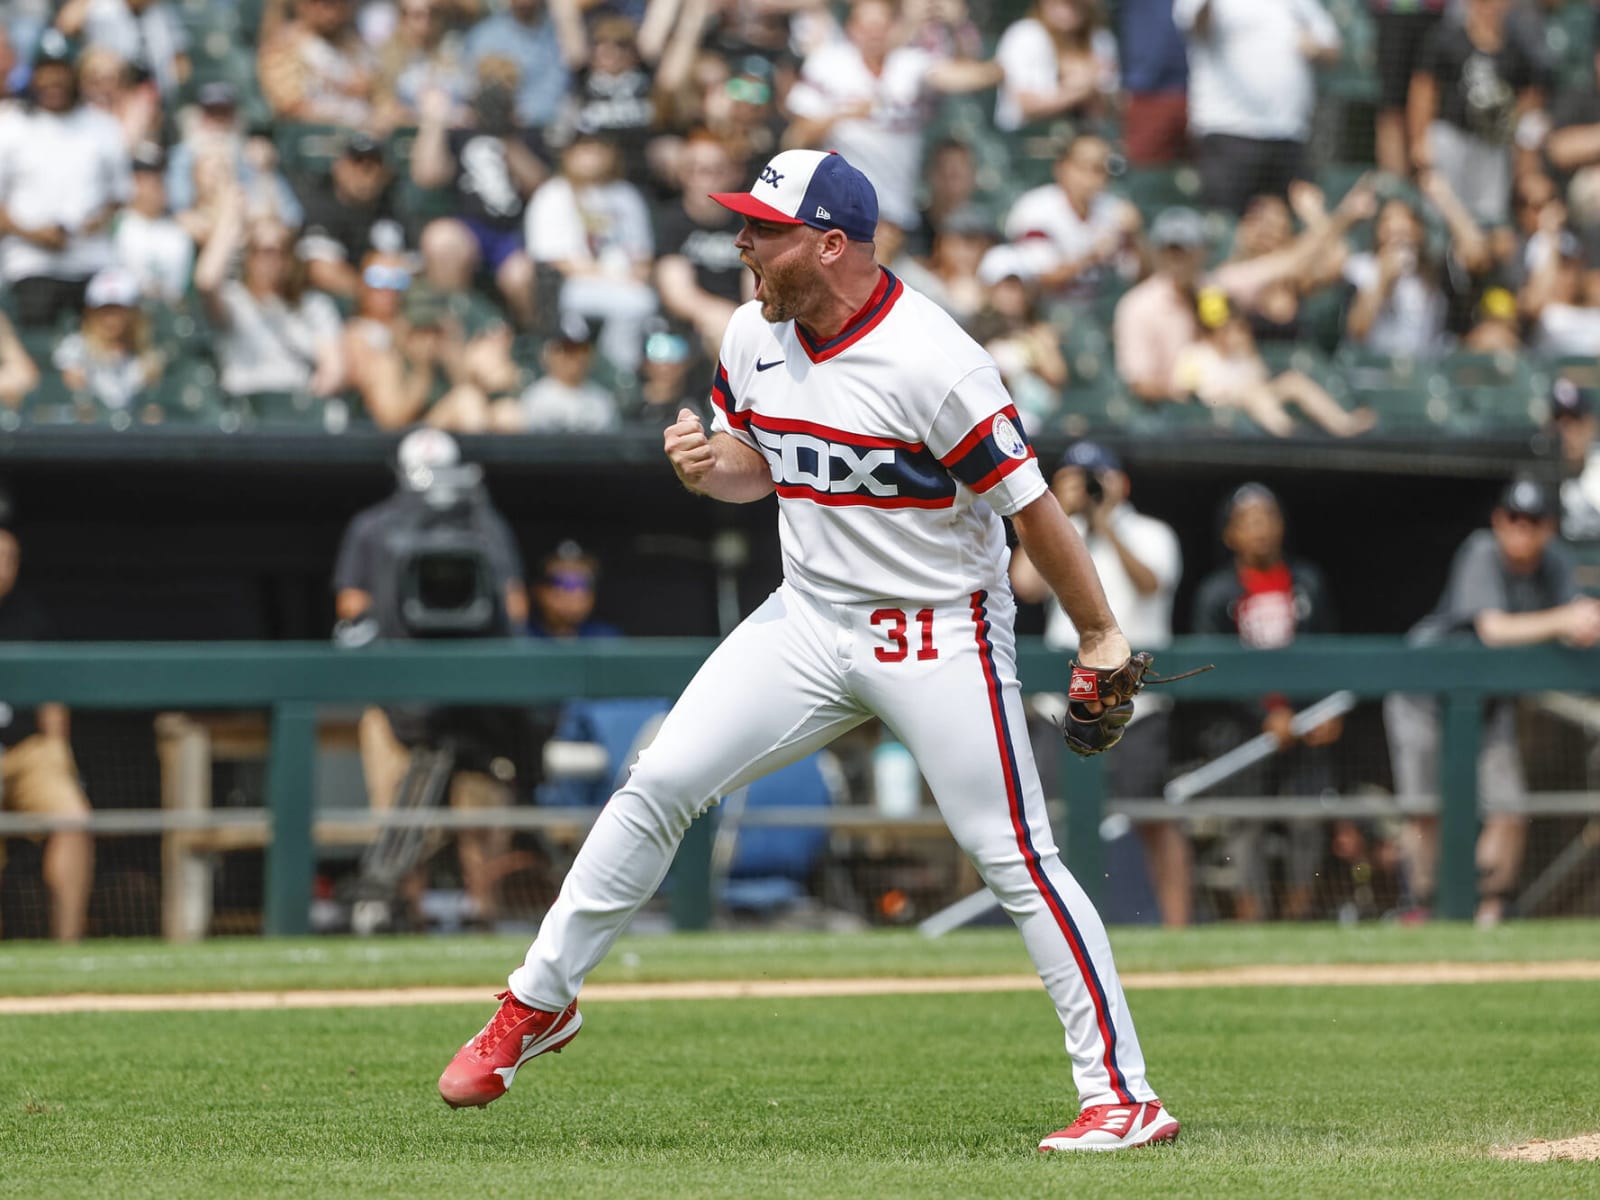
left=708, top=269, right=1048, bottom=605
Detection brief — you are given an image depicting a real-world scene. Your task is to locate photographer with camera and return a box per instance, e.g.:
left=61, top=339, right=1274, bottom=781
left=410, top=65, right=548, bottom=331
left=1010, top=442, right=1191, bottom=927
left=332, top=429, right=531, bottom=930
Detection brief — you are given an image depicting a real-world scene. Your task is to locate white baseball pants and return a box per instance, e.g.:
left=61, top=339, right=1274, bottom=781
left=509, top=582, right=1156, bottom=1106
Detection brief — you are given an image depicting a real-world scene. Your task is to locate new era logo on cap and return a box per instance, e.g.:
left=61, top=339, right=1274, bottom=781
left=711, top=149, right=879, bottom=242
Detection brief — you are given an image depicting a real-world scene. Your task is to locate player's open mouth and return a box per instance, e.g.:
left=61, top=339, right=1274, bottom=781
left=743, top=257, right=764, bottom=300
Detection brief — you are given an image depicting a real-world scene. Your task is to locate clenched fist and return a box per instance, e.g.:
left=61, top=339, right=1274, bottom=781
left=665, top=408, right=716, bottom=490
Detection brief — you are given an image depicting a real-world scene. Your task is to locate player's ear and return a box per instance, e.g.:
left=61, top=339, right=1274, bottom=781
left=816, top=228, right=849, bottom=266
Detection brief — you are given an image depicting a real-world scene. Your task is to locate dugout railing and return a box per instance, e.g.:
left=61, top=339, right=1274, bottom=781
left=0, top=637, right=1596, bottom=935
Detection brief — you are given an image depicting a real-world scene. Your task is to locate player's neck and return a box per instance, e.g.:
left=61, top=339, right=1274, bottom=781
left=795, top=263, right=885, bottom=342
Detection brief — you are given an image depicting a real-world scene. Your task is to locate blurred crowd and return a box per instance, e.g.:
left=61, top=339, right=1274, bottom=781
left=0, top=0, right=1598, bottom=439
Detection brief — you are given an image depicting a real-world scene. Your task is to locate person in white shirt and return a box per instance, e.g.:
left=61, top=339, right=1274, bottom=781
left=441, top=147, right=1183, bottom=1154
left=1173, top=0, right=1340, bottom=214
left=524, top=132, right=657, bottom=371
left=993, top=0, right=1119, bottom=133
left=55, top=0, right=190, bottom=100
left=0, top=31, right=132, bottom=326
left=493, top=313, right=620, bottom=434
left=782, top=0, right=1002, bottom=238
left=1002, top=132, right=1141, bottom=305
left=113, top=143, right=193, bottom=304
left=1549, top=378, right=1600, bottom=546
left=1011, top=441, right=1191, bottom=928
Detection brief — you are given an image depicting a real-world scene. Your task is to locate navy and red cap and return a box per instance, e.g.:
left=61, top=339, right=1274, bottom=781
left=710, top=149, right=879, bottom=243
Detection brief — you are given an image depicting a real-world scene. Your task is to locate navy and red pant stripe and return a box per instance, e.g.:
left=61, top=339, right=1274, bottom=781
left=968, top=589, right=1135, bottom=1105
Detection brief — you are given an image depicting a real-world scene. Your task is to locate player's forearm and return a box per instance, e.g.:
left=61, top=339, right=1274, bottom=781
left=686, top=433, right=775, bottom=503
left=1475, top=607, right=1572, bottom=647
left=1011, top=492, right=1118, bottom=642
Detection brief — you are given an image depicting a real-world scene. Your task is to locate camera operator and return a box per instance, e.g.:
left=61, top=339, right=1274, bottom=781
left=1010, top=442, right=1192, bottom=927
left=332, top=428, right=530, bottom=928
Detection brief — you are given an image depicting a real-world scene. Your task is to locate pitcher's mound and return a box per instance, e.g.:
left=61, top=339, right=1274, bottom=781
left=1492, top=1133, right=1600, bottom=1162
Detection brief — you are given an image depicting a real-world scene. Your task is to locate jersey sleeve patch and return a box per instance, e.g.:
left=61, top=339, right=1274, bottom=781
left=940, top=406, right=1037, bottom=494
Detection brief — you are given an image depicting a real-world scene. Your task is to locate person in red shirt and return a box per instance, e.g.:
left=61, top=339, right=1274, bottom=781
left=1191, top=483, right=1343, bottom=920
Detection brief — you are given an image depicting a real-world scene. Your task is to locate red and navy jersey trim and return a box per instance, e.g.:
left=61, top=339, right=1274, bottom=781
left=709, top=362, right=749, bottom=431
left=795, top=268, right=904, bottom=363
left=969, top=590, right=1135, bottom=1105
left=940, top=405, right=1037, bottom=495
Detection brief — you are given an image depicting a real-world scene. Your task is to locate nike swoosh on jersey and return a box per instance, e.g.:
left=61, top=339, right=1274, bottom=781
left=756, top=358, right=784, bottom=372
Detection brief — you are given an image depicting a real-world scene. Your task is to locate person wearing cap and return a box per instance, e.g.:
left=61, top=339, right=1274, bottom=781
left=630, top=322, right=706, bottom=430
left=333, top=429, right=530, bottom=927
left=654, top=131, right=752, bottom=358
left=113, top=142, right=194, bottom=304
left=440, top=145, right=1186, bottom=1153
left=1011, top=442, right=1191, bottom=927
left=0, top=492, right=95, bottom=941
left=492, top=312, right=620, bottom=433
left=969, top=244, right=1069, bottom=426
left=0, top=29, right=131, bottom=328
left=1524, top=211, right=1600, bottom=357
left=463, top=0, right=570, bottom=129
left=296, top=133, right=403, bottom=301
left=1385, top=476, right=1600, bottom=928
left=528, top=540, right=621, bottom=640
left=1001, top=132, right=1142, bottom=305
left=162, top=83, right=306, bottom=236
left=524, top=133, right=657, bottom=371
left=54, top=0, right=190, bottom=100
left=259, top=0, right=381, bottom=131
left=1192, top=483, right=1345, bottom=922
left=51, top=264, right=166, bottom=422
left=1549, top=378, right=1600, bottom=545
left=782, top=0, right=1003, bottom=242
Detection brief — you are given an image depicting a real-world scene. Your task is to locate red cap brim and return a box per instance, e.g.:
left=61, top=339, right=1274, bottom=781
left=708, top=191, right=803, bottom=224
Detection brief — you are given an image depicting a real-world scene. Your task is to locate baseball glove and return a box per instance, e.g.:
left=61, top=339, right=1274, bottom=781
left=1063, top=653, right=1212, bottom=757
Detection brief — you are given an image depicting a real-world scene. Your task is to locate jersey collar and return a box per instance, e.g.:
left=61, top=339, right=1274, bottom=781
left=794, top=268, right=903, bottom=363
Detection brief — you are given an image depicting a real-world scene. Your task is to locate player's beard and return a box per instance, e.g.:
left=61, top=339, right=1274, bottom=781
left=753, top=254, right=816, bottom=325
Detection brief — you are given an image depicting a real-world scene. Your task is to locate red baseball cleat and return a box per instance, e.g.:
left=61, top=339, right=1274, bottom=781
left=1037, top=1100, right=1180, bottom=1152
left=438, top=992, right=582, bottom=1109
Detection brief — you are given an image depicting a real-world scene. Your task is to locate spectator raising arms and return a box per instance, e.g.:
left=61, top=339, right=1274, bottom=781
left=76, top=46, right=163, bottom=151
left=1174, top=0, right=1340, bottom=214
left=377, top=0, right=476, bottom=129
left=410, top=69, right=547, bottom=330
left=193, top=185, right=345, bottom=408
left=550, top=0, right=711, bottom=188
left=783, top=0, right=1003, bottom=239
left=259, top=0, right=382, bottom=131
left=463, top=0, right=571, bottom=129
left=1343, top=194, right=1453, bottom=360
left=994, top=0, right=1119, bottom=133
left=0, top=32, right=131, bottom=328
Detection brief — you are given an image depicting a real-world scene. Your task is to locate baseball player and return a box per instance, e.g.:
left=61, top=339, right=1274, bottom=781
left=439, top=149, right=1180, bottom=1152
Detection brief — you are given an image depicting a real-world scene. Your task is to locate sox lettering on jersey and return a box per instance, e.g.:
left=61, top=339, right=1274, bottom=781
left=751, top=427, right=899, bottom=496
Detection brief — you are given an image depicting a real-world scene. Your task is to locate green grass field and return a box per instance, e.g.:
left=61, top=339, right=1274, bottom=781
left=3, top=924, right=1598, bottom=1199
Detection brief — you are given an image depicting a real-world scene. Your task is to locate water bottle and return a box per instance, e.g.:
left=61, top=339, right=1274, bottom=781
left=873, top=738, right=920, bottom=817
